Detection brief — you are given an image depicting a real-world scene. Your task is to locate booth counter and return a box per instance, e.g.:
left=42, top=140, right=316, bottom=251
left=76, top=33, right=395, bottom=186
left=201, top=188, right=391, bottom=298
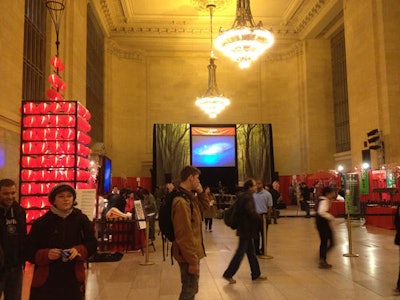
left=365, top=205, right=396, bottom=230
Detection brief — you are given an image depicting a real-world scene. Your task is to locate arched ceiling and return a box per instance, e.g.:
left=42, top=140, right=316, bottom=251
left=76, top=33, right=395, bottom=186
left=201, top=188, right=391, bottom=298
left=91, top=0, right=343, bottom=53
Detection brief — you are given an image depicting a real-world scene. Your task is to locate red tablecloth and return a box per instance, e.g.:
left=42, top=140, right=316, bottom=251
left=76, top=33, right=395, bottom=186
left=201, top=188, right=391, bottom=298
left=329, top=201, right=345, bottom=216
left=365, top=206, right=396, bottom=229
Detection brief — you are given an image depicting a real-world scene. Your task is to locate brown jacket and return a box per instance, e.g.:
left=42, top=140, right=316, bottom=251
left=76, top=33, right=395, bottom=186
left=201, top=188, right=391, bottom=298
left=172, top=188, right=208, bottom=265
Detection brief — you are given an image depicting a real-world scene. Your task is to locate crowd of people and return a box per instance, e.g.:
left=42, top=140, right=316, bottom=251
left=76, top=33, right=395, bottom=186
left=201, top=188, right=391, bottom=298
left=2, top=168, right=399, bottom=300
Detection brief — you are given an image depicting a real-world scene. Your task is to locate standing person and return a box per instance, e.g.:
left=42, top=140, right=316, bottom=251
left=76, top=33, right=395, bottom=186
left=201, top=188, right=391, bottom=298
left=140, top=189, right=157, bottom=241
left=301, top=182, right=312, bottom=217
left=271, top=180, right=281, bottom=223
left=315, top=186, right=336, bottom=269
left=172, top=166, right=209, bottom=300
left=0, top=179, right=26, bottom=300
left=223, top=179, right=267, bottom=284
left=26, top=183, right=98, bottom=300
left=105, top=186, right=126, bottom=214
left=253, top=180, right=272, bottom=255
left=395, top=204, right=400, bottom=293
left=203, top=186, right=217, bottom=232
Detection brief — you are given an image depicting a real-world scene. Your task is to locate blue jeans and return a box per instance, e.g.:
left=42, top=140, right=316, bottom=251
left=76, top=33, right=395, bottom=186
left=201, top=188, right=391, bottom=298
left=178, top=262, right=199, bottom=300
left=0, top=266, right=23, bottom=300
left=223, top=238, right=261, bottom=280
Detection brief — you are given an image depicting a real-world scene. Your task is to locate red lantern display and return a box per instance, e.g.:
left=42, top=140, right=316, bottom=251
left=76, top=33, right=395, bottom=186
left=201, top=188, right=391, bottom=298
left=20, top=100, right=92, bottom=226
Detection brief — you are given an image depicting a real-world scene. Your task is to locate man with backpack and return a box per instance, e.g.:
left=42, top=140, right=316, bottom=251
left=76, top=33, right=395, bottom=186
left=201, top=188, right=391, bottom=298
left=223, top=179, right=267, bottom=284
left=171, top=166, right=209, bottom=300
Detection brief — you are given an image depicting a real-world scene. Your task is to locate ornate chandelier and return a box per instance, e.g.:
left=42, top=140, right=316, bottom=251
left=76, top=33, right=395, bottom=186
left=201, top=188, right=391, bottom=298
left=215, top=0, right=274, bottom=69
left=195, top=4, right=230, bottom=118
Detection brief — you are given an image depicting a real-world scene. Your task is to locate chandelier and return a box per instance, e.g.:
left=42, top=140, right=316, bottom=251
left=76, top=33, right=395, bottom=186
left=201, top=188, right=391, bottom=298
left=215, top=0, right=274, bottom=69
left=195, top=4, right=230, bottom=118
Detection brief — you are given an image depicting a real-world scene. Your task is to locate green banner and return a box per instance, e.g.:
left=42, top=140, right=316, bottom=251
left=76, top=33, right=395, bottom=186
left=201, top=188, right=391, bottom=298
left=359, top=170, right=369, bottom=195
left=386, top=170, right=395, bottom=188
left=344, top=173, right=360, bottom=215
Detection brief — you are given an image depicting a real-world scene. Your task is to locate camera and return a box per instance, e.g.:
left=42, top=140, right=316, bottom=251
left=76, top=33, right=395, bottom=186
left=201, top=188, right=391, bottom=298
left=61, top=250, right=71, bottom=258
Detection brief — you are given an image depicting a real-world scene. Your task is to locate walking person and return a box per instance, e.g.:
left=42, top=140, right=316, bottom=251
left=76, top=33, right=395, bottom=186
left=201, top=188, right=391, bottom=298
left=223, top=179, right=267, bottom=283
left=0, top=179, right=26, bottom=300
left=315, top=186, right=336, bottom=269
left=171, top=166, right=209, bottom=300
left=26, top=183, right=98, bottom=300
left=203, top=186, right=217, bottom=232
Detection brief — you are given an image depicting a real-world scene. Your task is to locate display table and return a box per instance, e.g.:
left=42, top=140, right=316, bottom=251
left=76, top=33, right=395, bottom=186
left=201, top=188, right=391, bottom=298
left=95, top=218, right=147, bottom=252
left=329, top=200, right=345, bottom=217
left=365, top=205, right=397, bottom=229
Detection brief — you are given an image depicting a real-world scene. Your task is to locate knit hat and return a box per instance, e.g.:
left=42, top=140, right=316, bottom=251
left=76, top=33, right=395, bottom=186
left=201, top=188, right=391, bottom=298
left=48, top=183, right=76, bottom=205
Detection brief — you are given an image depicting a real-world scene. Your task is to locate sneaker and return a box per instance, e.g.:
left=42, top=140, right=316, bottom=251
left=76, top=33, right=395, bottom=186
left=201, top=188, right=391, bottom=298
left=253, top=275, right=267, bottom=281
left=209, top=229, right=212, bottom=232
left=223, top=276, right=236, bottom=284
left=318, top=261, right=332, bottom=269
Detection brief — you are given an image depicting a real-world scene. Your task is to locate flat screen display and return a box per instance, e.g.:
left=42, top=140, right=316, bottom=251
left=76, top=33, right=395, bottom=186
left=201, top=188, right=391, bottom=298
left=102, top=156, right=112, bottom=194
left=191, top=126, right=236, bottom=167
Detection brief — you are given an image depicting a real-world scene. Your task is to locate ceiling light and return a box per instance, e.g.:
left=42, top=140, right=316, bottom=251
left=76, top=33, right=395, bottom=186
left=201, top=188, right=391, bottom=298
left=215, top=0, right=274, bottom=69
left=195, top=4, right=230, bottom=118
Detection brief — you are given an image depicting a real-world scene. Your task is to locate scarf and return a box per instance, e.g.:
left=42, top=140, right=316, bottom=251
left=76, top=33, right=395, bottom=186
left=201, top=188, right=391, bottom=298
left=50, top=206, right=73, bottom=219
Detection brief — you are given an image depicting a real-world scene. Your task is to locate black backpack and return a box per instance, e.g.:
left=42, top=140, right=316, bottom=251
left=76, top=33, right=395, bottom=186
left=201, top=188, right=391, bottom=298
left=224, top=200, right=239, bottom=230
left=158, top=189, right=192, bottom=242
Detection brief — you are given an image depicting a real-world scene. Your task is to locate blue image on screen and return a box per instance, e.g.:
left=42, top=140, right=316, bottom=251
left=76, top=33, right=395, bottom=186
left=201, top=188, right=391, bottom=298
left=192, top=135, right=236, bottom=167
left=103, top=157, right=112, bottom=194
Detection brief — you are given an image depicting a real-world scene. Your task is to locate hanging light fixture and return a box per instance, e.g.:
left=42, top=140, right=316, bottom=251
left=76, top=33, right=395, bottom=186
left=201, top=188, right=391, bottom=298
left=215, top=0, right=274, bottom=69
left=195, top=4, right=230, bottom=119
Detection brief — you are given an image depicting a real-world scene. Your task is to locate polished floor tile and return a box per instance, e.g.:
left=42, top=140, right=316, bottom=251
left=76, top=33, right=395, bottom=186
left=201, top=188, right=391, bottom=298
left=23, top=207, right=400, bottom=299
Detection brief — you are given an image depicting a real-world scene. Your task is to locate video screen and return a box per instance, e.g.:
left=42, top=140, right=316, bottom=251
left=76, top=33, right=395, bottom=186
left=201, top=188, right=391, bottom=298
left=102, top=156, right=112, bottom=194
left=191, top=126, right=236, bottom=167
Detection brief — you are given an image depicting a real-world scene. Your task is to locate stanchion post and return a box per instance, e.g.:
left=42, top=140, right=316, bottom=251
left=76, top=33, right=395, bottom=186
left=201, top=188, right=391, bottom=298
left=140, top=217, right=155, bottom=266
left=343, top=208, right=359, bottom=258
left=258, top=214, right=273, bottom=259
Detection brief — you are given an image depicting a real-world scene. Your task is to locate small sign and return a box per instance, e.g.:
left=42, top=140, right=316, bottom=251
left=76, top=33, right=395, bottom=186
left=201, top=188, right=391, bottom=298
left=134, top=200, right=146, bottom=229
left=75, top=189, right=97, bottom=219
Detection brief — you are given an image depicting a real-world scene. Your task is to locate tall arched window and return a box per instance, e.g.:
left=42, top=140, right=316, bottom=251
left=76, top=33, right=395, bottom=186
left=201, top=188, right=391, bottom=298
left=331, top=29, right=350, bottom=153
left=23, top=0, right=46, bottom=100
left=86, top=3, right=105, bottom=143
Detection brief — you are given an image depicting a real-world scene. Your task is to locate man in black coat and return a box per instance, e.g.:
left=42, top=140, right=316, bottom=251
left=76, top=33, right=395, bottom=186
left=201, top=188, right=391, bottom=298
left=222, top=179, right=267, bottom=284
left=0, top=179, right=26, bottom=300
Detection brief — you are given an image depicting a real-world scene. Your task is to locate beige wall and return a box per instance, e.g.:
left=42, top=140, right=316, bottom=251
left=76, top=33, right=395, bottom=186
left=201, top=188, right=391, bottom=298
left=0, top=2, right=87, bottom=179
left=104, top=39, right=335, bottom=177
left=344, top=0, right=400, bottom=169
left=0, top=1, right=25, bottom=180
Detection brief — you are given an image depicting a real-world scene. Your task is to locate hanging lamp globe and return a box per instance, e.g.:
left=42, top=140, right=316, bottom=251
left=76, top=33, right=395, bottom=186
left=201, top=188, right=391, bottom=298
left=215, top=0, right=274, bottom=69
left=195, top=57, right=230, bottom=118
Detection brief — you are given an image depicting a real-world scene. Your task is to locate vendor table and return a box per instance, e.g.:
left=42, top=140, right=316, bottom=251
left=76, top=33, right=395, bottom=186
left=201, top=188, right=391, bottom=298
left=365, top=205, right=396, bottom=229
left=95, top=218, right=147, bottom=252
left=329, top=200, right=345, bottom=217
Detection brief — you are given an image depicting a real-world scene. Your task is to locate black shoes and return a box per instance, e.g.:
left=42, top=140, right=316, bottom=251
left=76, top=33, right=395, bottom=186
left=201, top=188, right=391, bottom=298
left=223, top=276, right=236, bottom=284
left=318, top=260, right=332, bottom=269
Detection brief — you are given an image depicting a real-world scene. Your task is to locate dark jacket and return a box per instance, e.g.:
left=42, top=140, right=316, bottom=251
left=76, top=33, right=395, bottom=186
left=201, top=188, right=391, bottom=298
left=236, top=191, right=261, bottom=239
left=0, top=201, right=26, bottom=270
left=26, top=208, right=97, bottom=298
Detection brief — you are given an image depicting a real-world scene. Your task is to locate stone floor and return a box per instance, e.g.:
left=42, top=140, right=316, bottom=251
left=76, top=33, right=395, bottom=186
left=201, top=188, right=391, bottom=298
left=22, top=207, right=400, bottom=299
